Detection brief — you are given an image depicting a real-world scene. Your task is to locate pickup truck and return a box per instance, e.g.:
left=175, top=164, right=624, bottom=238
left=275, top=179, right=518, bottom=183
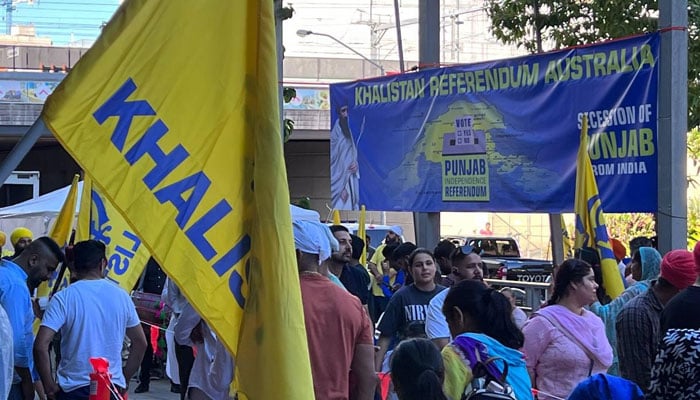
left=461, top=236, right=553, bottom=282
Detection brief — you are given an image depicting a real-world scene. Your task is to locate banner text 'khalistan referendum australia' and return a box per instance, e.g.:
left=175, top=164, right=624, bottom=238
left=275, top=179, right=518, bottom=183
left=329, top=33, right=658, bottom=213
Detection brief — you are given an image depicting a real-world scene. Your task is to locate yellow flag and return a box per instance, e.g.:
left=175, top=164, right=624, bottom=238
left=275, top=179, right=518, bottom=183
left=77, top=174, right=149, bottom=292
left=574, top=115, right=624, bottom=298
left=34, top=174, right=79, bottom=332
left=39, top=174, right=79, bottom=296
left=358, top=205, right=367, bottom=265
left=41, top=1, right=313, bottom=398
left=75, top=174, right=91, bottom=242
left=561, top=215, right=572, bottom=258
left=49, top=174, right=79, bottom=247
left=333, top=209, right=341, bottom=225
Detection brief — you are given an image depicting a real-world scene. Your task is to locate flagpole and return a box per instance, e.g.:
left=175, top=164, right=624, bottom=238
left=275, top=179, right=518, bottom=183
left=549, top=214, right=565, bottom=265
left=0, top=118, right=49, bottom=185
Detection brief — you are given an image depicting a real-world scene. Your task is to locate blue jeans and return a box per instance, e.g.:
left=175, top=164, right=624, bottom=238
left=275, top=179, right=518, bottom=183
left=56, top=384, right=126, bottom=400
left=8, top=383, right=23, bottom=400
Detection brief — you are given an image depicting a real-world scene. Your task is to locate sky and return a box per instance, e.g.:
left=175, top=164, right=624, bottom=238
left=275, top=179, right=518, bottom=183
left=1, top=0, right=522, bottom=65
left=7, top=0, right=121, bottom=46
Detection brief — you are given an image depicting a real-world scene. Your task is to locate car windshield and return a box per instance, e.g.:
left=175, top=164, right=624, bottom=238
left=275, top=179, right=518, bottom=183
left=356, top=229, right=390, bottom=248
left=466, top=239, right=519, bottom=257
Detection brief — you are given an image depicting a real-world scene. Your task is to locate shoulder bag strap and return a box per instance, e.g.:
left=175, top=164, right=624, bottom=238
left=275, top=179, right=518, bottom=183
left=479, top=356, right=509, bottom=384
left=536, top=313, right=595, bottom=376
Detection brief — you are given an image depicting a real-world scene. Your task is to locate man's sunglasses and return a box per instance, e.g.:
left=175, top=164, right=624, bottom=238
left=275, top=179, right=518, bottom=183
left=452, top=244, right=481, bottom=258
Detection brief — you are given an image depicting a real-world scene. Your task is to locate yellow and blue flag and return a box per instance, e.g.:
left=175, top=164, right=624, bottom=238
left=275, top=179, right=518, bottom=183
left=76, top=174, right=149, bottom=292
left=41, top=1, right=313, bottom=398
left=561, top=215, right=573, bottom=259
left=574, top=115, right=624, bottom=298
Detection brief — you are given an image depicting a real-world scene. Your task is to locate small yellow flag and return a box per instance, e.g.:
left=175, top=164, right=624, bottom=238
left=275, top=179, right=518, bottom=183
left=333, top=209, right=342, bottom=225
left=34, top=173, right=79, bottom=332
left=574, top=115, right=624, bottom=298
left=40, top=174, right=79, bottom=295
left=358, top=205, right=367, bottom=265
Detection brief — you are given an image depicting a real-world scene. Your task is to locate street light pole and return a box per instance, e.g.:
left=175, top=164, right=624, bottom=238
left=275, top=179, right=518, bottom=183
left=414, top=0, right=441, bottom=249
left=296, top=29, right=384, bottom=76
left=657, top=0, right=688, bottom=253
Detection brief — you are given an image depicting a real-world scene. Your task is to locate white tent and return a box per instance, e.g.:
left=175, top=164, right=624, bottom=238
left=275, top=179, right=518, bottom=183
left=290, top=204, right=321, bottom=221
left=0, top=182, right=82, bottom=253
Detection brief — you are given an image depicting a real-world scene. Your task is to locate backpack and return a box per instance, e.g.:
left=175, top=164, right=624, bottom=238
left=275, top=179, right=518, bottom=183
left=461, top=356, right=516, bottom=400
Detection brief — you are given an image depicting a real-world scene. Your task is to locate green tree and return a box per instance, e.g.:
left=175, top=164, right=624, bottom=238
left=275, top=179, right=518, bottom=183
left=486, top=0, right=700, bottom=130
left=688, top=198, right=700, bottom=248
left=283, top=87, right=296, bottom=142
left=606, top=213, right=656, bottom=250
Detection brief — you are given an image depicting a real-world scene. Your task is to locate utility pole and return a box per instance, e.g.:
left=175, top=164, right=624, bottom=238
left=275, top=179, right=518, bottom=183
left=657, top=0, right=688, bottom=253
left=4, top=1, right=12, bottom=35
left=414, top=0, right=440, bottom=249
left=392, top=0, right=405, bottom=73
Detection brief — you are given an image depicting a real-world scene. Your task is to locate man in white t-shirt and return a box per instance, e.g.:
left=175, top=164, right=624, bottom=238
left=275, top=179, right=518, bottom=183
left=425, top=244, right=485, bottom=349
left=33, top=240, right=147, bottom=400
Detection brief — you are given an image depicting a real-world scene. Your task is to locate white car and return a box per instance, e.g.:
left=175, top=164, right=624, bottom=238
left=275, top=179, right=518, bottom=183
left=330, top=222, right=404, bottom=248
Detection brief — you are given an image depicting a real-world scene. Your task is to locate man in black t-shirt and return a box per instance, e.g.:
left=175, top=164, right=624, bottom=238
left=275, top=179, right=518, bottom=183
left=329, top=225, right=371, bottom=305
left=348, top=234, right=371, bottom=303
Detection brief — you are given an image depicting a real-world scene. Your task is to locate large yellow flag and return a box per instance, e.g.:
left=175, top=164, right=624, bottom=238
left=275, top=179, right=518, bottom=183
left=40, top=1, right=313, bottom=398
left=574, top=115, right=624, bottom=298
left=76, top=174, right=149, bottom=292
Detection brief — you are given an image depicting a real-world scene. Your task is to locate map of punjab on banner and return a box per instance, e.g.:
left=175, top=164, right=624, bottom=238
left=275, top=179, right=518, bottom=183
left=329, top=33, right=659, bottom=213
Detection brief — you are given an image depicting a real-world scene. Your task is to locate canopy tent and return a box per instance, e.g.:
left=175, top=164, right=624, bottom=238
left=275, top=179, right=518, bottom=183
left=0, top=182, right=82, bottom=253
left=290, top=204, right=321, bottom=222
left=0, top=181, right=82, bottom=218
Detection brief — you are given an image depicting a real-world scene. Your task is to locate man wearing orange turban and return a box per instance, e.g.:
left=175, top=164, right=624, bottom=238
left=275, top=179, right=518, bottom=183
left=617, top=249, right=698, bottom=391
left=661, top=242, right=700, bottom=332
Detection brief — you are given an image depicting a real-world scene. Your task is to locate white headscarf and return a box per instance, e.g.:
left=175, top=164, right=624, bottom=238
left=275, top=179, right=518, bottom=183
left=289, top=205, right=337, bottom=264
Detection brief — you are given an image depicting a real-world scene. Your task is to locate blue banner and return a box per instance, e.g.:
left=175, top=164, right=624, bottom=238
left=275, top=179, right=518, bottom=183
left=330, top=34, right=659, bottom=213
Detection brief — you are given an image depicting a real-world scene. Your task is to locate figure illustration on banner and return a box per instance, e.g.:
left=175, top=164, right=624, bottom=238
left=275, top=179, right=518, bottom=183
left=331, top=105, right=360, bottom=210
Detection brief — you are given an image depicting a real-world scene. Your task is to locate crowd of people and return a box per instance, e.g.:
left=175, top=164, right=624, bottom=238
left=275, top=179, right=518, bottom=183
left=285, top=213, right=700, bottom=400
left=1, top=217, right=700, bottom=400
left=0, top=226, right=233, bottom=400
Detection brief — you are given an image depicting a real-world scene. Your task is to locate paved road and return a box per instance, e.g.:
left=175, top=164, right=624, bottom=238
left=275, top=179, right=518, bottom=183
left=127, top=378, right=179, bottom=400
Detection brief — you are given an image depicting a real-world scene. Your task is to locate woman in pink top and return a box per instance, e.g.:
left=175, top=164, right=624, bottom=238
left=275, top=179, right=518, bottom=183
left=522, top=259, right=613, bottom=400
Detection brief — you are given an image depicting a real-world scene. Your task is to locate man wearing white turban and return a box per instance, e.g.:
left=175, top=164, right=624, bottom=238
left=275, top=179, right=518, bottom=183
left=291, top=216, right=376, bottom=400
